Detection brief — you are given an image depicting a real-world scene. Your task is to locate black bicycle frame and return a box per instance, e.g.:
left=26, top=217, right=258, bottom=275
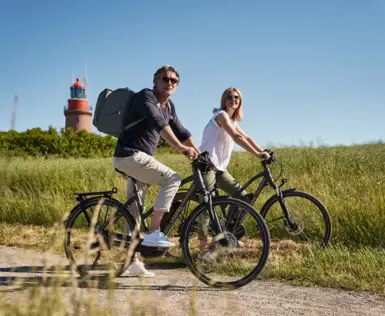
left=237, top=164, right=280, bottom=201
left=192, top=159, right=297, bottom=229
left=117, top=159, right=223, bottom=237
left=161, top=182, right=198, bottom=234
left=235, top=163, right=297, bottom=227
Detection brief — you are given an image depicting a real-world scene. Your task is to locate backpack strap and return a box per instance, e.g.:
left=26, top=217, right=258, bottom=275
left=122, top=116, right=146, bottom=131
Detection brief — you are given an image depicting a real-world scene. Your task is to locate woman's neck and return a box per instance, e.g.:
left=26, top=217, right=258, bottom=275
left=225, top=108, right=235, bottom=120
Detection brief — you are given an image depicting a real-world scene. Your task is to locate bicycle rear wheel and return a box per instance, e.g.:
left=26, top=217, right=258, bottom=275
left=181, top=197, right=270, bottom=289
left=64, top=197, right=137, bottom=278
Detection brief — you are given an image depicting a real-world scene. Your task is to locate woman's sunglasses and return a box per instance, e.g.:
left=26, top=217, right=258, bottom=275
left=162, top=77, right=178, bottom=85
left=227, top=95, right=240, bottom=101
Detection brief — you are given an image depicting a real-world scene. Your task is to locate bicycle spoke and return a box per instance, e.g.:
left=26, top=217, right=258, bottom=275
left=265, top=216, right=286, bottom=224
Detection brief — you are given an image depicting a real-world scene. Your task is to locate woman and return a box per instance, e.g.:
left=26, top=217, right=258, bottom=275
left=197, top=87, right=270, bottom=262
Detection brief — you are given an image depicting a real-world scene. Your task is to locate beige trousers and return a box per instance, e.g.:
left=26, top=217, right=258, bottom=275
left=113, top=151, right=181, bottom=230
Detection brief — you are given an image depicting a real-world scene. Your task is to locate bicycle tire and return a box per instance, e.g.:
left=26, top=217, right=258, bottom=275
left=181, top=197, right=270, bottom=289
left=64, top=196, right=137, bottom=278
left=260, top=190, right=332, bottom=247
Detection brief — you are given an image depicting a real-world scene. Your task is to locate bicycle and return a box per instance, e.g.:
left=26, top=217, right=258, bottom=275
left=160, top=151, right=332, bottom=249
left=63, top=151, right=271, bottom=289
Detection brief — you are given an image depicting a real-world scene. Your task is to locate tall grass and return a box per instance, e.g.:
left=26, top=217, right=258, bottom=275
left=1, top=143, right=384, bottom=248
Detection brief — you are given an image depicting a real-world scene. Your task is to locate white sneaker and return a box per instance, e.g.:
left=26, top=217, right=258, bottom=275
left=197, top=251, right=215, bottom=263
left=141, top=229, right=176, bottom=248
left=122, top=258, right=156, bottom=278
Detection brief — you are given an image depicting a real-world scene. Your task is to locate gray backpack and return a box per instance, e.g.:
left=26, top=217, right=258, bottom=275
left=93, top=87, right=142, bottom=138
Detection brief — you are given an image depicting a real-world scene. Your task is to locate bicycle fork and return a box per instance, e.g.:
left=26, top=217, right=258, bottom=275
left=193, top=167, right=224, bottom=237
left=267, top=172, right=298, bottom=231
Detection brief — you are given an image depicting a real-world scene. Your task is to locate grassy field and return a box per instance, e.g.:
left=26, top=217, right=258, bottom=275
left=1, top=143, right=384, bottom=247
left=1, top=143, right=385, bottom=295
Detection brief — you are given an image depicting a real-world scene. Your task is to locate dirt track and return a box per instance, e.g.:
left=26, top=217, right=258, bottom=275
left=1, top=245, right=384, bottom=315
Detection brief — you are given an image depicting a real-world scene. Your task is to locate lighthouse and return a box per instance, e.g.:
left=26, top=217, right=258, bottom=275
left=64, top=78, right=93, bottom=132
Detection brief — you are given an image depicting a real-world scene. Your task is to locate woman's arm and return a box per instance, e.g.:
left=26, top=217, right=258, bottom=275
left=235, top=125, right=263, bottom=152
left=215, top=113, right=262, bottom=158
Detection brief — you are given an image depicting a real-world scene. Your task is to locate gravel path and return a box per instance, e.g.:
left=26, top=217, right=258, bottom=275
left=1, top=246, right=384, bottom=315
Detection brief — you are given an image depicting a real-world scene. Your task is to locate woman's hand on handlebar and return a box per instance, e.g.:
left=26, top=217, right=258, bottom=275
left=258, top=151, right=271, bottom=160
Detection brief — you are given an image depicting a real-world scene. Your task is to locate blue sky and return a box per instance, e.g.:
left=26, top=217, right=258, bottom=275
left=0, top=0, right=384, bottom=148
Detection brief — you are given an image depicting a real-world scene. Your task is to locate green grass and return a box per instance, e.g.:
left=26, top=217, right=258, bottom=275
left=1, top=143, right=385, bottom=295
left=1, top=143, right=384, bottom=248
left=264, top=242, right=385, bottom=292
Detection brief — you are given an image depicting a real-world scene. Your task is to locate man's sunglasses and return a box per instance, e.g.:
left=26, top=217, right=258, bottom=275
left=227, top=95, right=240, bottom=101
left=162, top=77, right=178, bottom=85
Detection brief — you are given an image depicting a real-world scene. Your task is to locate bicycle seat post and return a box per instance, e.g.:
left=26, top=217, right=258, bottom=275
left=128, top=176, right=149, bottom=234
left=131, top=177, right=140, bottom=194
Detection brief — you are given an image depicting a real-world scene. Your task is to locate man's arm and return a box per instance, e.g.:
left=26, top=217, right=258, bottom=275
left=159, top=127, right=199, bottom=159
left=138, top=90, right=169, bottom=132
left=182, top=137, right=200, bottom=153
left=168, top=101, right=200, bottom=152
left=159, top=126, right=188, bottom=153
left=138, top=92, right=198, bottom=159
left=168, top=101, right=192, bottom=140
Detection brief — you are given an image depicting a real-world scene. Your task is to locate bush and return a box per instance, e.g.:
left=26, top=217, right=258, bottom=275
left=0, top=127, right=172, bottom=158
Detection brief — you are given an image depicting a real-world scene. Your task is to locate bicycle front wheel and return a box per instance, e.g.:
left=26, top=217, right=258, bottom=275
left=181, top=197, right=270, bottom=289
left=260, top=190, right=332, bottom=248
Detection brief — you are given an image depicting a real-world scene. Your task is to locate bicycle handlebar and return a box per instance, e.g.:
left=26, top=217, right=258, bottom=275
left=185, top=148, right=281, bottom=177
left=188, top=149, right=282, bottom=185
left=261, top=149, right=276, bottom=166
left=189, top=150, right=277, bottom=169
left=190, top=151, right=218, bottom=172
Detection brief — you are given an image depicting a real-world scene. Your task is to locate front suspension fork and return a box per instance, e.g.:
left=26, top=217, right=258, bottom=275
left=274, top=179, right=297, bottom=229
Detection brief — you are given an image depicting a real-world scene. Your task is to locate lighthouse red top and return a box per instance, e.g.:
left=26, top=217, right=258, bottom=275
left=68, top=77, right=89, bottom=111
left=72, top=78, right=84, bottom=88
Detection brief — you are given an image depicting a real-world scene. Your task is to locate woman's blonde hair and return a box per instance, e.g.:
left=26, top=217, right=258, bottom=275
left=212, top=87, right=243, bottom=121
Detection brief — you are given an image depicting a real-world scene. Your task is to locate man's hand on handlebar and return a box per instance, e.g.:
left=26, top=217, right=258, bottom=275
left=182, top=146, right=200, bottom=160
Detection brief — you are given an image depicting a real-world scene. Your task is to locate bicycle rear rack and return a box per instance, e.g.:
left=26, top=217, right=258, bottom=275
left=73, top=187, right=118, bottom=201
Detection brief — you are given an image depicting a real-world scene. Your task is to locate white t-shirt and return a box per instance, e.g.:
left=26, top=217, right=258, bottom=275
left=199, top=110, right=237, bottom=171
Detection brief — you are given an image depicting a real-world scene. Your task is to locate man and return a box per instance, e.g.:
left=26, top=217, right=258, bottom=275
left=113, top=65, right=200, bottom=276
